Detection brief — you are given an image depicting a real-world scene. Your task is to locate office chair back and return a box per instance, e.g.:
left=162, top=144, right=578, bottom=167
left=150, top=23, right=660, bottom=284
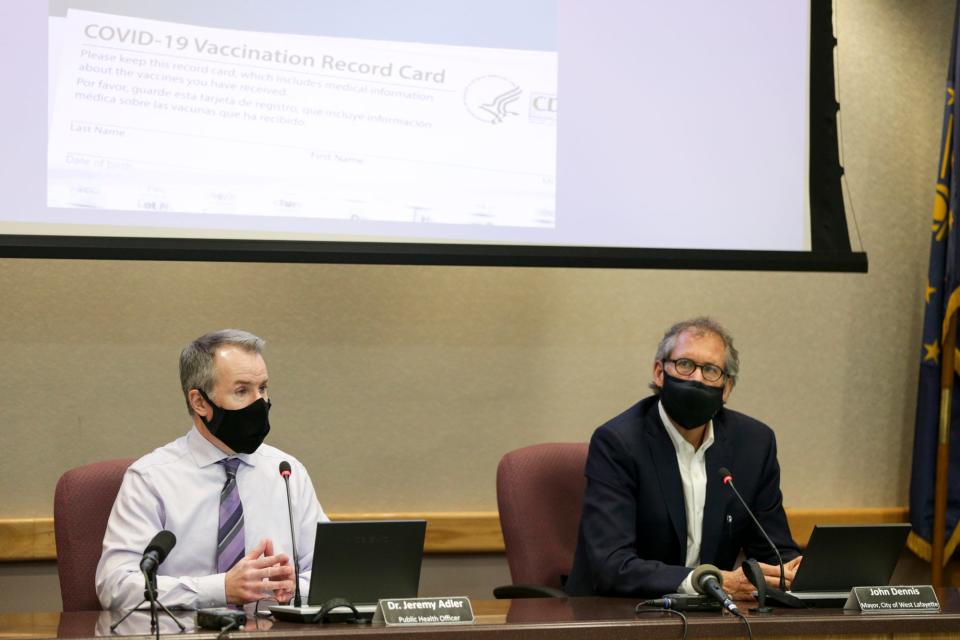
left=54, top=458, right=134, bottom=611
left=496, top=442, right=588, bottom=591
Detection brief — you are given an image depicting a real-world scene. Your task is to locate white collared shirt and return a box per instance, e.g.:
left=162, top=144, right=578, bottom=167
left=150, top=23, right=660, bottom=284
left=657, top=400, right=715, bottom=594
left=95, top=427, right=328, bottom=610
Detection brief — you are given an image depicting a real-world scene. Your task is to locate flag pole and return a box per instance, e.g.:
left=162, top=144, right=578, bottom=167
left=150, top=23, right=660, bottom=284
left=934, top=312, right=958, bottom=586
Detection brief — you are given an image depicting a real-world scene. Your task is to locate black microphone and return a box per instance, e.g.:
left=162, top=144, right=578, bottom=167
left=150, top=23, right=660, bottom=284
left=139, top=530, right=176, bottom=574
left=279, top=461, right=302, bottom=608
left=691, top=564, right=738, bottom=613
left=718, top=467, right=804, bottom=609
left=718, top=467, right=786, bottom=589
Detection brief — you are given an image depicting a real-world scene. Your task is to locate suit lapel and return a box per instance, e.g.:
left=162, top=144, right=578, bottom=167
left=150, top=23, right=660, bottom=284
left=645, top=408, right=687, bottom=560
left=701, top=416, right=733, bottom=564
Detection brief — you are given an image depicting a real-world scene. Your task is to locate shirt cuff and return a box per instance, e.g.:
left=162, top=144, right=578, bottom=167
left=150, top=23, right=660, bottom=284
left=196, top=573, right=228, bottom=608
left=676, top=570, right=697, bottom=595
left=299, top=573, right=311, bottom=601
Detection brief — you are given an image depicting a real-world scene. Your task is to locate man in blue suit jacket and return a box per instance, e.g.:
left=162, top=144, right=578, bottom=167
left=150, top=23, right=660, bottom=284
left=565, top=317, right=801, bottom=599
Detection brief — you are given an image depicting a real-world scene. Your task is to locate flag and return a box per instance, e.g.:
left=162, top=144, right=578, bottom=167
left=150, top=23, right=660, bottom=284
left=908, top=0, right=960, bottom=566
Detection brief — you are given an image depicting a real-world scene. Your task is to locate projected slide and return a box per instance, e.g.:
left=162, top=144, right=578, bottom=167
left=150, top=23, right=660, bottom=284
left=2, top=0, right=814, bottom=254
left=47, top=8, right=558, bottom=229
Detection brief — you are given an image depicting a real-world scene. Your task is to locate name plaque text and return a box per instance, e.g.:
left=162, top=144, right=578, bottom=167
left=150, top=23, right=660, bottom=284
left=373, top=597, right=475, bottom=626
left=844, top=585, right=940, bottom=613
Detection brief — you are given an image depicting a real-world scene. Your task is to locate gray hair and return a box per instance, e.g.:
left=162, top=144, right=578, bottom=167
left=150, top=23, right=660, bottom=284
left=649, top=317, right=739, bottom=393
left=179, top=329, right=266, bottom=415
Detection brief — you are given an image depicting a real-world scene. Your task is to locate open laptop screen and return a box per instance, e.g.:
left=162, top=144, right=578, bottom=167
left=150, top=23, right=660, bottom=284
left=790, top=523, right=910, bottom=593
left=307, top=520, right=427, bottom=606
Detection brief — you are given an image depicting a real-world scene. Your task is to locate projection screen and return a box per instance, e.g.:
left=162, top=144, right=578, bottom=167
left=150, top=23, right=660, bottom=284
left=0, top=0, right=865, bottom=271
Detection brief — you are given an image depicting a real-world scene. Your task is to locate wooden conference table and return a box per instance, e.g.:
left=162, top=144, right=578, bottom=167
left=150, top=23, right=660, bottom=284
left=3, top=594, right=960, bottom=640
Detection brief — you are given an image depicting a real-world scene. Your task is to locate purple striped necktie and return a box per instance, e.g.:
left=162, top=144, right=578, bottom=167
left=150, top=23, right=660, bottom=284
left=216, top=458, right=245, bottom=574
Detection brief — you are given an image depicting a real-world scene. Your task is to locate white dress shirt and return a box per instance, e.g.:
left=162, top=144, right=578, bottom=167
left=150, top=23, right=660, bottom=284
left=657, top=401, right=715, bottom=595
left=95, top=427, right=328, bottom=610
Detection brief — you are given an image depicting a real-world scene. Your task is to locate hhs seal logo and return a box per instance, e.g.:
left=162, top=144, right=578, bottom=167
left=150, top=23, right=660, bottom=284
left=463, top=75, right=522, bottom=124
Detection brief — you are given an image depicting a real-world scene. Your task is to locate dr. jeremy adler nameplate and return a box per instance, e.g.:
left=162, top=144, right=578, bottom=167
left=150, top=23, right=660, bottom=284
left=373, top=597, right=475, bottom=626
left=844, top=586, right=940, bottom=613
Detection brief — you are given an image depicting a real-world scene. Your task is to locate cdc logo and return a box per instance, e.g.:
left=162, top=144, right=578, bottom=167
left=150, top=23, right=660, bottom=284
left=463, top=75, right=523, bottom=124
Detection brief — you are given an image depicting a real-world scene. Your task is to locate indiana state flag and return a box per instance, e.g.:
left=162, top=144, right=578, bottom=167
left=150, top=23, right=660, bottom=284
left=908, top=5, right=960, bottom=565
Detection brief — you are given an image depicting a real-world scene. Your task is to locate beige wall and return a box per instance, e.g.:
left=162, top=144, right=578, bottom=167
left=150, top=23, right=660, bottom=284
left=0, top=0, right=953, bottom=610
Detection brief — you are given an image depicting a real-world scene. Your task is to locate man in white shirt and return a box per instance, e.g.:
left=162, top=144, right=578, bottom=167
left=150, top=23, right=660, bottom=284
left=96, top=329, right=328, bottom=610
left=566, top=317, right=801, bottom=599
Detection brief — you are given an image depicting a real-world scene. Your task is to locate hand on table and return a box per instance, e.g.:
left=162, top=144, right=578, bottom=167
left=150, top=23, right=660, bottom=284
left=720, top=556, right=803, bottom=601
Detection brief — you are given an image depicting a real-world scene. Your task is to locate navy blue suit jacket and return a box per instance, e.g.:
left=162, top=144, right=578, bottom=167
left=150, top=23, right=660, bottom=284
left=565, top=396, right=799, bottom=597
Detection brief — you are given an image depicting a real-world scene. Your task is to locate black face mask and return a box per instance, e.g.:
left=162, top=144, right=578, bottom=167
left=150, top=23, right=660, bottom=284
left=196, top=388, right=271, bottom=454
left=659, top=372, right=724, bottom=429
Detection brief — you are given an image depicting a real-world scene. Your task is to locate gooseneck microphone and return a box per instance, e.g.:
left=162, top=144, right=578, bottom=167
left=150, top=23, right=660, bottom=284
left=718, top=467, right=786, bottom=589
left=691, top=564, right=738, bottom=613
left=718, top=467, right=804, bottom=609
left=279, top=461, right=302, bottom=607
left=139, top=530, right=176, bottom=574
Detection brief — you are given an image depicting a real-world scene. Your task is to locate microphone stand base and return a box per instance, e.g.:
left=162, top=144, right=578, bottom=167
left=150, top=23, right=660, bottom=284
left=764, top=587, right=806, bottom=609
left=110, top=598, right=187, bottom=633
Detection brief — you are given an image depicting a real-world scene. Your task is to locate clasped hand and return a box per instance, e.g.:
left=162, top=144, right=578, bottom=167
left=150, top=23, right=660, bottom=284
left=225, top=538, right=295, bottom=605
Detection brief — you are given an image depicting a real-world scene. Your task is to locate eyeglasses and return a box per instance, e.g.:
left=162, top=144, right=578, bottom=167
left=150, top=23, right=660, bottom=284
left=663, top=358, right=727, bottom=383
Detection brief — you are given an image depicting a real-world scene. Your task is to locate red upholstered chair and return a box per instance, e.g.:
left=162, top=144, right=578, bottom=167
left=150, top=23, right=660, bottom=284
left=54, top=458, right=134, bottom=611
left=494, top=442, right=588, bottom=598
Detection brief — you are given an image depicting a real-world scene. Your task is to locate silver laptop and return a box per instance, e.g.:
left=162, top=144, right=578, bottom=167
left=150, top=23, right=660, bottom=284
left=787, top=523, right=910, bottom=604
left=271, top=519, right=426, bottom=622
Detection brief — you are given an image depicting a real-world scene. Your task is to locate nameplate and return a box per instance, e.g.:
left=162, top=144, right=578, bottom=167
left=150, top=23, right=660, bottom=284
left=843, top=585, right=940, bottom=613
left=372, top=597, right=475, bottom=626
